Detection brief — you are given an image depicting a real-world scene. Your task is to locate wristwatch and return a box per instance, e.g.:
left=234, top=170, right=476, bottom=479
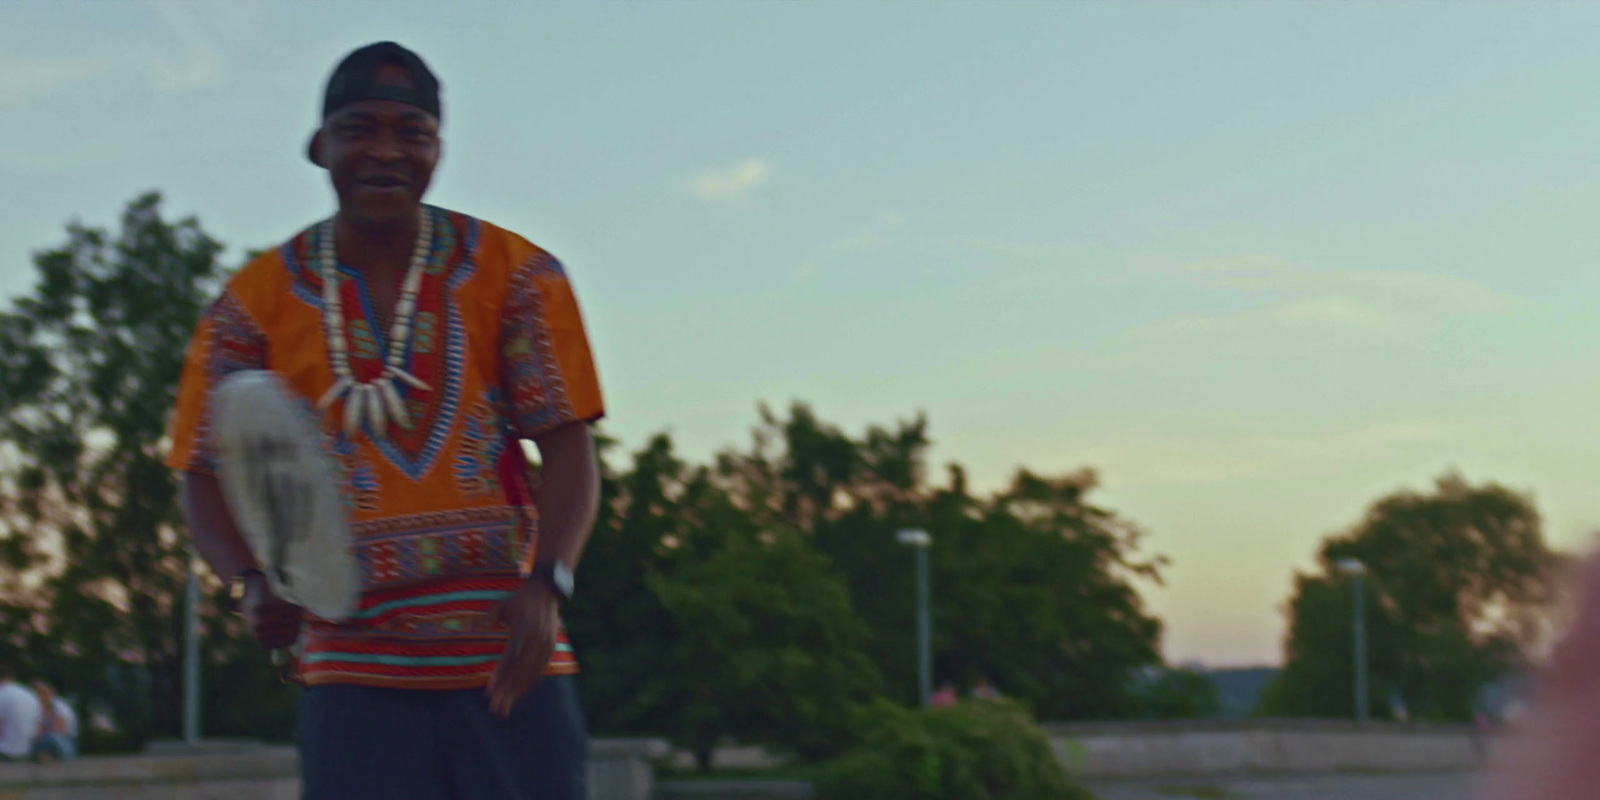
left=530, top=560, right=575, bottom=605
left=226, top=569, right=266, bottom=613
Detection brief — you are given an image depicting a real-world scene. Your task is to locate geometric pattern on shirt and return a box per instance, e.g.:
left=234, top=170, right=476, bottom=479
left=278, top=208, right=482, bottom=481
left=501, top=250, right=574, bottom=436
left=351, top=507, right=521, bottom=592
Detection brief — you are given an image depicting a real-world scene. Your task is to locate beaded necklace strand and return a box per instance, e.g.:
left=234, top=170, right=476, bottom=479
left=314, top=211, right=433, bottom=438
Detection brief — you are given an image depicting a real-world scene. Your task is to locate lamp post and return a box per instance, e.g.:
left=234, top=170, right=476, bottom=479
left=182, top=546, right=201, bottom=744
left=896, top=529, right=932, bottom=707
left=1336, top=558, right=1368, bottom=725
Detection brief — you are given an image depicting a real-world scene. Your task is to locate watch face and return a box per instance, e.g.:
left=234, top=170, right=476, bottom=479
left=550, top=563, right=574, bottom=599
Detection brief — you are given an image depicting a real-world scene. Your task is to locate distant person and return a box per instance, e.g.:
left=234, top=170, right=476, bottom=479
left=0, top=666, right=41, bottom=762
left=971, top=678, right=1002, bottom=701
left=29, top=682, right=77, bottom=763
left=930, top=683, right=959, bottom=708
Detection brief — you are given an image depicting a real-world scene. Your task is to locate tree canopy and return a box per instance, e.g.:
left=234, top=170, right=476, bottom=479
left=1257, top=473, right=1561, bottom=722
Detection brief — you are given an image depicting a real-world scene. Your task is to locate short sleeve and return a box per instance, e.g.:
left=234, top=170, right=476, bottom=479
left=164, top=290, right=269, bottom=474
left=500, top=251, right=605, bottom=439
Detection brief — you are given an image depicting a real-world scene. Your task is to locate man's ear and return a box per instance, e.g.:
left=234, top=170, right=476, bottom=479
left=308, top=129, right=326, bottom=168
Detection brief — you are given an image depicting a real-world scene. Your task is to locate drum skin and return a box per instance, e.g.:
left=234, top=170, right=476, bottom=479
left=212, top=370, right=359, bottom=622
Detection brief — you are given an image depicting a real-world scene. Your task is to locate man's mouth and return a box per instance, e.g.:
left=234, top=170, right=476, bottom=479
left=358, top=175, right=409, bottom=189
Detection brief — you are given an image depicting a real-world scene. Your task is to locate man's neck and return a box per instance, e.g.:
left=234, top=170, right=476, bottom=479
left=334, top=208, right=420, bottom=277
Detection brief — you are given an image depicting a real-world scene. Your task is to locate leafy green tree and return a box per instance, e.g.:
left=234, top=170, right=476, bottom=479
left=716, top=403, right=1167, bottom=719
left=649, top=528, right=881, bottom=767
left=0, top=193, right=296, bottom=748
left=928, top=469, right=1165, bottom=720
left=1258, top=472, right=1559, bottom=722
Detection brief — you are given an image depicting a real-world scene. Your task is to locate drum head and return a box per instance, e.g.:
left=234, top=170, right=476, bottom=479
left=212, top=370, right=359, bottom=622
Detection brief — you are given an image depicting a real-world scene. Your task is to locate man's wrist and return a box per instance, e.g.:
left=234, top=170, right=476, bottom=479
left=226, top=568, right=267, bottom=613
left=527, top=559, right=574, bottom=605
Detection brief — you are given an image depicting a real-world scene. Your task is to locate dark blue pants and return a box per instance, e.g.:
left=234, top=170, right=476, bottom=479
left=296, top=677, right=588, bottom=800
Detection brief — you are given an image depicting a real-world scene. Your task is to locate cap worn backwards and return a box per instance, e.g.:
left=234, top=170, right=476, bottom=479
left=307, top=41, right=442, bottom=164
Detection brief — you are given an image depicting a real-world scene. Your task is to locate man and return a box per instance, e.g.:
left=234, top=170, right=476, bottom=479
left=167, top=42, right=603, bottom=800
left=0, top=667, right=40, bottom=763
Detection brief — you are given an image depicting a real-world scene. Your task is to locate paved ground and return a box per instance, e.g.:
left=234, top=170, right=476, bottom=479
left=1087, top=771, right=1478, bottom=800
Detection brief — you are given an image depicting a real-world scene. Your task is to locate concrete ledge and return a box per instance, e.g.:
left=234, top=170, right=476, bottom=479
left=0, top=747, right=297, bottom=788
left=0, top=737, right=670, bottom=800
left=655, top=780, right=815, bottom=800
left=1046, top=720, right=1486, bottom=778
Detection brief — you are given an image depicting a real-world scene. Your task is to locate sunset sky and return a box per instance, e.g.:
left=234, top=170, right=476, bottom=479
left=6, top=1, right=1600, bottom=666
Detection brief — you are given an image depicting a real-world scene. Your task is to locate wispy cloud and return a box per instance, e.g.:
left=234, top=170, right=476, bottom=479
left=147, top=0, right=223, bottom=90
left=687, top=158, right=770, bottom=200
left=1072, top=420, right=1456, bottom=488
left=1132, top=254, right=1519, bottom=340
left=145, top=0, right=267, bottom=91
left=829, top=212, right=905, bottom=253
left=0, top=58, right=108, bottom=108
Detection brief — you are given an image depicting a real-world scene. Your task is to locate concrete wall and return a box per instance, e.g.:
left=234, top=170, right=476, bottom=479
left=0, top=738, right=670, bottom=800
left=1046, top=719, right=1486, bottom=779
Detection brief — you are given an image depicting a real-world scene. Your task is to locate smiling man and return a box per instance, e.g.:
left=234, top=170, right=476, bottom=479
left=166, top=42, right=604, bottom=800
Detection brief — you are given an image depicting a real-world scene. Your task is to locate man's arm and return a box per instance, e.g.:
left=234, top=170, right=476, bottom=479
left=528, top=421, right=600, bottom=569
left=181, top=470, right=258, bottom=582
left=487, top=420, right=599, bottom=715
left=180, top=470, right=303, bottom=648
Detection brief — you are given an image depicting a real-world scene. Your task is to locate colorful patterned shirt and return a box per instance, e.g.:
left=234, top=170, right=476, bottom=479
left=165, top=206, right=604, bottom=689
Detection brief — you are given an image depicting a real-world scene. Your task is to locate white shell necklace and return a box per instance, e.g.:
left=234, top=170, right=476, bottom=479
left=314, top=210, right=434, bottom=439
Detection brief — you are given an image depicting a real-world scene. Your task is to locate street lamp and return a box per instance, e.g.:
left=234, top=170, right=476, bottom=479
left=896, top=529, right=933, bottom=708
left=1335, top=558, right=1368, bottom=725
left=182, top=545, right=201, bottom=744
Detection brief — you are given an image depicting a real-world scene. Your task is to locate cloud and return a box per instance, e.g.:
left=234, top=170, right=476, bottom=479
left=687, top=158, right=770, bottom=200
left=828, top=212, right=905, bottom=253
left=1130, top=254, right=1520, bottom=340
left=145, top=0, right=267, bottom=90
left=0, top=58, right=109, bottom=108
left=1071, top=420, right=1455, bottom=488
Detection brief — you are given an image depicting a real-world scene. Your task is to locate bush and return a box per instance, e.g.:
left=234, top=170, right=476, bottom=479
left=814, top=699, right=1093, bottom=800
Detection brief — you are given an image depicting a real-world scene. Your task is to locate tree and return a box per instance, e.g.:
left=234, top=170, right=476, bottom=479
left=566, top=431, right=881, bottom=768
left=926, top=469, right=1165, bottom=720
left=648, top=528, right=882, bottom=767
left=1259, top=472, right=1560, bottom=722
left=0, top=193, right=297, bottom=748
left=712, top=403, right=1167, bottom=720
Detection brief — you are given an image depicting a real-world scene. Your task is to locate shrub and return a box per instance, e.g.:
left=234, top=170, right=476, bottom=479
left=814, top=699, right=1093, bottom=800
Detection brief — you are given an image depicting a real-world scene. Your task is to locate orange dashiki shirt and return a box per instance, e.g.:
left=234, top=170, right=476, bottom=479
left=165, top=206, right=604, bottom=690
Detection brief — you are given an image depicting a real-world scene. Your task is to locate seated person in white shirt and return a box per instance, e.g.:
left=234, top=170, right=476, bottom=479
left=0, top=666, right=41, bottom=762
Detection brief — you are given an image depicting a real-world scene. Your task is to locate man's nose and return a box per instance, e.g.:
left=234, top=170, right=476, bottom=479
left=368, top=131, right=403, bottom=162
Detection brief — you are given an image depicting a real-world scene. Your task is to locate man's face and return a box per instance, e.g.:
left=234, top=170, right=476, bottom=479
left=316, top=81, right=440, bottom=230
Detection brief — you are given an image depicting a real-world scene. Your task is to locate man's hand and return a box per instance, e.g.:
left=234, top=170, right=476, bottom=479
left=486, top=577, right=560, bottom=716
left=241, top=573, right=304, bottom=650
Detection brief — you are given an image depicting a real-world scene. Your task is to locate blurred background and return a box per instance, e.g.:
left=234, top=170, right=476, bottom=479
left=0, top=1, right=1592, bottom=792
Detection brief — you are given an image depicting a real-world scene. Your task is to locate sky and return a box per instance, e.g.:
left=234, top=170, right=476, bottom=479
left=6, top=0, right=1600, bottom=667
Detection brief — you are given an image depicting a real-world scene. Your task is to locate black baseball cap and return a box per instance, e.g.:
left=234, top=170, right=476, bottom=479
left=306, top=41, right=442, bottom=164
